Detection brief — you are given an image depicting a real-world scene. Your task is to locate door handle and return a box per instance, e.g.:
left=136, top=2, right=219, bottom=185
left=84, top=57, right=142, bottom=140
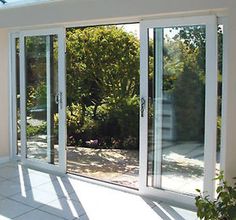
left=59, top=91, right=63, bottom=110
left=141, top=97, right=146, bottom=117
left=55, top=93, right=59, bottom=104
left=55, top=92, right=63, bottom=110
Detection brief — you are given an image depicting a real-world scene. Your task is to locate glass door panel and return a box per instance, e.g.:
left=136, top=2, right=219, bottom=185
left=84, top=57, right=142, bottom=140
left=16, top=37, right=21, bottom=155
left=147, top=26, right=205, bottom=195
left=11, top=34, right=21, bottom=158
left=25, top=35, right=59, bottom=164
left=20, top=29, right=66, bottom=172
left=140, top=16, right=218, bottom=204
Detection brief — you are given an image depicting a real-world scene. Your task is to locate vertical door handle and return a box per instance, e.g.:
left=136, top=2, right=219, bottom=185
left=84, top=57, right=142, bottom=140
left=55, top=92, right=63, bottom=110
left=59, top=91, right=63, bottom=110
left=141, top=97, right=146, bottom=117
left=55, top=93, right=59, bottom=104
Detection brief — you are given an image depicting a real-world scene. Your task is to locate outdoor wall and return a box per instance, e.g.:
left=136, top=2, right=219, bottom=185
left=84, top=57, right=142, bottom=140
left=0, top=0, right=235, bottom=181
left=0, top=29, right=9, bottom=162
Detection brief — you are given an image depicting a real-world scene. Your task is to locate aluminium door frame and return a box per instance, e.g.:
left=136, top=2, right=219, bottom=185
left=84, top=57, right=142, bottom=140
left=139, top=15, right=218, bottom=208
left=9, top=32, right=21, bottom=160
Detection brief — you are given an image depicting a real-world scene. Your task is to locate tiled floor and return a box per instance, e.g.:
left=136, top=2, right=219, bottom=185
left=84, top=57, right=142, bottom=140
left=0, top=162, right=198, bottom=220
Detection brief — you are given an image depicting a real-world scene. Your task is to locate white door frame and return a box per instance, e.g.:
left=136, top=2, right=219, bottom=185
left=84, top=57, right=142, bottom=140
left=139, top=15, right=218, bottom=208
left=9, top=32, right=20, bottom=159
left=14, top=27, right=67, bottom=173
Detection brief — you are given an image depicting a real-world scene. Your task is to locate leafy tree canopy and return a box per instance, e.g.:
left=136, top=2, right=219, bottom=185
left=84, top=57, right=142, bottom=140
left=66, top=26, right=140, bottom=114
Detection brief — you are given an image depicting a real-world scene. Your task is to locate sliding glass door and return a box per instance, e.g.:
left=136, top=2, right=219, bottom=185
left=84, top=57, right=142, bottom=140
left=10, top=16, right=218, bottom=205
left=140, top=16, right=218, bottom=206
left=13, top=28, right=66, bottom=172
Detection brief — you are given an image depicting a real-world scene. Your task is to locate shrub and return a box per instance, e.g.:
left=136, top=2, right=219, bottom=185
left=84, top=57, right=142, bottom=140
left=195, top=172, right=236, bottom=220
left=63, top=96, right=139, bottom=149
left=26, top=123, right=47, bottom=137
left=173, top=47, right=204, bottom=142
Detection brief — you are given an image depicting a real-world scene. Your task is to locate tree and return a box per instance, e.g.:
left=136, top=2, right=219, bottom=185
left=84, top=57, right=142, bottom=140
left=66, top=26, right=140, bottom=117
left=66, top=26, right=140, bottom=147
left=150, top=32, right=205, bottom=142
left=173, top=44, right=204, bottom=141
left=175, top=25, right=223, bottom=146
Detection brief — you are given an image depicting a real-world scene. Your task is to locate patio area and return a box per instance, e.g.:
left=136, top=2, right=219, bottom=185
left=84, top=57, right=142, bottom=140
left=0, top=161, right=197, bottom=220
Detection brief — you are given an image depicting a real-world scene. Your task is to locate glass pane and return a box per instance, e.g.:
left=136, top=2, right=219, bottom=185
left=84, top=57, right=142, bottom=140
left=215, top=24, right=223, bottom=194
left=25, top=35, right=59, bottom=165
left=66, top=24, right=140, bottom=188
left=15, top=37, right=21, bottom=155
left=147, top=26, right=206, bottom=195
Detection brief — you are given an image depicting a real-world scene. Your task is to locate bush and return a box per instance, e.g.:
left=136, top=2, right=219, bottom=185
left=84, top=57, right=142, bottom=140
left=195, top=172, right=236, bottom=220
left=173, top=47, right=204, bottom=142
left=26, top=123, right=47, bottom=137
left=64, top=96, right=139, bottom=149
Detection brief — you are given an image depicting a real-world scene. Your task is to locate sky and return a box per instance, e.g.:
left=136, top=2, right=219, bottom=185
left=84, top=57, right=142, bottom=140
left=117, top=23, right=140, bottom=39
left=117, top=23, right=179, bottom=40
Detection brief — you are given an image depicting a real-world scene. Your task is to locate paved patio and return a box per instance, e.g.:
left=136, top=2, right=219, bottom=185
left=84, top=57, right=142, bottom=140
left=0, top=161, right=197, bottom=220
left=25, top=138, right=219, bottom=194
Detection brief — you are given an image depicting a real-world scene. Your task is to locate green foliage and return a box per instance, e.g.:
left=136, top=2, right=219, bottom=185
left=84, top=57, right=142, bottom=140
left=195, top=172, right=236, bottom=220
left=66, top=26, right=140, bottom=108
left=64, top=96, right=139, bottom=149
left=217, top=117, right=222, bottom=150
left=163, top=39, right=185, bottom=91
left=173, top=44, right=204, bottom=141
left=97, top=96, right=139, bottom=149
left=26, top=123, right=47, bottom=137
left=175, top=26, right=206, bottom=71
left=175, top=25, right=223, bottom=144
left=65, top=26, right=140, bottom=149
left=26, top=82, right=47, bottom=121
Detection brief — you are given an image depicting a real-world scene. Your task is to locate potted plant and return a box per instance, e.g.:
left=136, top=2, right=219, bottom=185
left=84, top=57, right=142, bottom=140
left=195, top=171, right=236, bottom=220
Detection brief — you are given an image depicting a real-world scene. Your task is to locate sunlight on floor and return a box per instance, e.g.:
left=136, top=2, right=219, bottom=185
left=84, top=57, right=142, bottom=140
left=0, top=162, right=197, bottom=220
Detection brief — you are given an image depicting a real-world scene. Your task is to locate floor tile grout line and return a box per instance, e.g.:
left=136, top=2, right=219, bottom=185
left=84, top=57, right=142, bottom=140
left=7, top=190, right=67, bottom=208
left=6, top=193, right=69, bottom=219
left=35, top=207, right=70, bottom=220
left=37, top=196, right=86, bottom=220
left=4, top=196, right=38, bottom=208
left=0, top=197, right=36, bottom=219
left=12, top=207, right=38, bottom=219
left=5, top=175, right=57, bottom=189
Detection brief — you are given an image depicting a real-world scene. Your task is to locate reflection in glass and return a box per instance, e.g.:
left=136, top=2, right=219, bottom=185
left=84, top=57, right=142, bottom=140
left=147, top=26, right=206, bottom=195
left=25, top=35, right=59, bottom=165
left=15, top=38, right=21, bottom=155
left=215, top=25, right=223, bottom=195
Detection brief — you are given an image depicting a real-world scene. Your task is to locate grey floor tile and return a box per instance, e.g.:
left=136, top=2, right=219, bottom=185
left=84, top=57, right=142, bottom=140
left=0, top=180, right=31, bottom=197
left=0, top=166, right=21, bottom=179
left=10, top=172, right=52, bottom=188
left=39, top=197, right=86, bottom=220
left=10, top=188, right=63, bottom=208
left=0, top=198, right=34, bottom=219
left=14, top=209, right=65, bottom=220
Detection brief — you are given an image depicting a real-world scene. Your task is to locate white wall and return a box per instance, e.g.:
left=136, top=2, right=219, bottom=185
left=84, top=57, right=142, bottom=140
left=0, top=0, right=235, bottom=182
